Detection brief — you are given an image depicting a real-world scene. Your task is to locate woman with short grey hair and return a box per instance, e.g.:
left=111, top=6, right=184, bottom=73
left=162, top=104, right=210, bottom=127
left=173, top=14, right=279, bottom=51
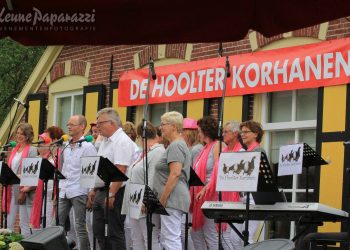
left=153, top=111, right=191, bottom=249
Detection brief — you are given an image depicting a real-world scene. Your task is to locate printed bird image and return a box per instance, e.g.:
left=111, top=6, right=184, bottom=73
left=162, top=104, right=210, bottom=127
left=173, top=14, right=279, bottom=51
left=32, top=161, right=39, bottom=175
left=223, top=163, right=235, bottom=174
left=90, top=160, right=97, bottom=175
left=223, top=163, right=228, bottom=174
left=86, top=163, right=91, bottom=175
left=228, top=164, right=236, bottom=172
left=281, top=154, right=287, bottom=162
left=287, top=150, right=294, bottom=162
left=234, top=160, right=245, bottom=175
left=28, top=163, right=34, bottom=174
left=293, top=146, right=301, bottom=162
left=136, top=188, right=143, bottom=204
left=244, top=156, right=256, bottom=176
left=130, top=190, right=138, bottom=203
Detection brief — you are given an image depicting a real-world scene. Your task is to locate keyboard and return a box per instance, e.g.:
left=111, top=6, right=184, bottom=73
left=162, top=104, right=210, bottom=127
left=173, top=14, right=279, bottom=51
left=201, top=202, right=349, bottom=223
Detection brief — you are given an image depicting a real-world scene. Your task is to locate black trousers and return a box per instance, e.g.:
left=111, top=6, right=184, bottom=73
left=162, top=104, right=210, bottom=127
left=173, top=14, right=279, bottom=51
left=93, top=187, right=126, bottom=250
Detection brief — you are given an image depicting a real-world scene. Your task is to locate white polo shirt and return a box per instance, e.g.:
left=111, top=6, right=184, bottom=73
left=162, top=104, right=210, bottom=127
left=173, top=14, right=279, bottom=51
left=60, top=138, right=97, bottom=199
left=97, top=128, right=140, bottom=187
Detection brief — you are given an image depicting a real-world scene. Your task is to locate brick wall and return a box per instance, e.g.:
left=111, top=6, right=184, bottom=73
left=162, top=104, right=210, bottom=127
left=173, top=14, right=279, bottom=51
left=34, top=17, right=350, bottom=121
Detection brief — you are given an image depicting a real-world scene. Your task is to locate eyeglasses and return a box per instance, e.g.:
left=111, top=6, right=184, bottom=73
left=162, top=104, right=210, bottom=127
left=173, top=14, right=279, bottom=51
left=66, top=123, right=81, bottom=127
left=240, top=130, right=253, bottom=134
left=160, top=122, right=170, bottom=127
left=96, top=120, right=112, bottom=126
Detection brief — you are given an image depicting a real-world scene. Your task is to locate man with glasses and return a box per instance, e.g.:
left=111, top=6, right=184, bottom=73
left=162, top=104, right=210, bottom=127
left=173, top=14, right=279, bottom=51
left=59, top=115, right=97, bottom=250
left=88, top=108, right=139, bottom=250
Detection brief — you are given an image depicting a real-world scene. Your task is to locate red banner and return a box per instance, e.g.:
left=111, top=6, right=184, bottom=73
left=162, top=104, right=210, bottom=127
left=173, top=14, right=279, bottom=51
left=119, top=38, right=350, bottom=107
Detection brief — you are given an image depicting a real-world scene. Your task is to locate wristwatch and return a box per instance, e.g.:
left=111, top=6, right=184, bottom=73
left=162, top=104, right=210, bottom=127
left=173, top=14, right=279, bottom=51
left=109, top=192, right=115, bottom=198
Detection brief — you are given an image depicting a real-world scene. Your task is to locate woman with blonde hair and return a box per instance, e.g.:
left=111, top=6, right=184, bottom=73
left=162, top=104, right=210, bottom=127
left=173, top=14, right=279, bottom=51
left=182, top=118, right=203, bottom=166
left=122, top=121, right=164, bottom=250
left=2, top=123, right=37, bottom=236
left=153, top=111, right=191, bottom=249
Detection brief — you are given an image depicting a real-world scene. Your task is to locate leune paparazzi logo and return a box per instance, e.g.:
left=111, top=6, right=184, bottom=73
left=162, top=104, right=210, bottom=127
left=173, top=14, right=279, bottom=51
left=0, top=7, right=96, bottom=31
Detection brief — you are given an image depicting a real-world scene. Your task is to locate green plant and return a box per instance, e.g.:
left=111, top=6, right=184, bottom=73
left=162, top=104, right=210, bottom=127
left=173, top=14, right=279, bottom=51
left=0, top=229, right=23, bottom=250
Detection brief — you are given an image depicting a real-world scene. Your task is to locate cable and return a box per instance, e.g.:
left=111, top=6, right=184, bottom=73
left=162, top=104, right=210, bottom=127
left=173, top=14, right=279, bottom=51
left=220, top=225, right=234, bottom=250
left=257, top=220, right=266, bottom=241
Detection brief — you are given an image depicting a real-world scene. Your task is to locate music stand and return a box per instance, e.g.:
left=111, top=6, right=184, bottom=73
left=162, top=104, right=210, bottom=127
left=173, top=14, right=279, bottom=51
left=39, top=158, right=65, bottom=228
left=143, top=185, right=169, bottom=216
left=0, top=162, right=20, bottom=228
left=226, top=152, right=281, bottom=246
left=185, top=168, right=204, bottom=250
left=301, top=143, right=328, bottom=202
left=96, top=156, right=128, bottom=249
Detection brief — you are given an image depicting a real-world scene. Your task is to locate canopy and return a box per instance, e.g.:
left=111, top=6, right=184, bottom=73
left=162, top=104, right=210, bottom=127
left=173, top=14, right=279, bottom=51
left=1, top=0, right=350, bottom=45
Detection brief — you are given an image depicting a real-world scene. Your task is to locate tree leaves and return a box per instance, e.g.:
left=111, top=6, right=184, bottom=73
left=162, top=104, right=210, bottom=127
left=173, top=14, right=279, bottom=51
left=0, top=38, right=45, bottom=124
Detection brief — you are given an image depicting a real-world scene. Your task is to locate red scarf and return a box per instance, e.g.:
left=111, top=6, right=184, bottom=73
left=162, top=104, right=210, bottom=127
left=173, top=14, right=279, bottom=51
left=206, top=142, right=242, bottom=232
left=30, top=149, right=61, bottom=228
left=30, top=151, right=52, bottom=228
left=190, top=141, right=216, bottom=231
left=2, top=144, right=30, bottom=213
left=246, top=141, right=260, bottom=151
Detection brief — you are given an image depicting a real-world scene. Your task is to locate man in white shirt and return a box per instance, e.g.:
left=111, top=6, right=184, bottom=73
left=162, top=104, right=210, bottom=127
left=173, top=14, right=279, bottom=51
left=59, top=115, right=97, bottom=250
left=88, top=108, right=139, bottom=250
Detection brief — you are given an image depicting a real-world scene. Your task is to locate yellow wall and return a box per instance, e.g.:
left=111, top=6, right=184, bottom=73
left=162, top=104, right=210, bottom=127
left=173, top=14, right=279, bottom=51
left=85, top=92, right=99, bottom=130
left=322, top=85, right=346, bottom=132
left=186, top=99, right=204, bottom=120
left=223, top=96, right=243, bottom=123
left=318, top=84, right=348, bottom=233
left=112, top=88, right=127, bottom=124
left=318, top=142, right=344, bottom=232
left=27, top=100, right=41, bottom=140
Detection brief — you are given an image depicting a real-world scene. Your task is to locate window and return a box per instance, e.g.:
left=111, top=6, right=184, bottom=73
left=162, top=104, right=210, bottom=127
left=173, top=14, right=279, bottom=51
left=261, top=88, right=318, bottom=239
left=150, top=101, right=184, bottom=125
left=54, top=91, right=83, bottom=131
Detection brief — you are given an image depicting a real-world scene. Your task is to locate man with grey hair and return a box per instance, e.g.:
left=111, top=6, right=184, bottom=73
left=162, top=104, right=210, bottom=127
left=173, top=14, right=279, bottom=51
left=88, top=108, right=139, bottom=250
left=59, top=115, right=97, bottom=250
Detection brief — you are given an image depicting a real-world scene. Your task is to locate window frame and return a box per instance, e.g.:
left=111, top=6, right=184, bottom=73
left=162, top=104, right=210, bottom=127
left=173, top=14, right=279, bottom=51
left=53, top=90, right=83, bottom=127
left=261, top=89, right=318, bottom=238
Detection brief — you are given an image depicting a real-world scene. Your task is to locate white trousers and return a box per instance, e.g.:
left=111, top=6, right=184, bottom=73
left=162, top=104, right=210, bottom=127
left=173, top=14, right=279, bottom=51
left=125, top=216, right=132, bottom=249
left=7, top=194, right=19, bottom=232
left=191, top=216, right=218, bottom=250
left=130, top=214, right=161, bottom=250
left=160, top=208, right=183, bottom=250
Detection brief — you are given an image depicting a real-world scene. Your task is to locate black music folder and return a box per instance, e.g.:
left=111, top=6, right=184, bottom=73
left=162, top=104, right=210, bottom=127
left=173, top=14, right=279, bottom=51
left=252, top=152, right=286, bottom=205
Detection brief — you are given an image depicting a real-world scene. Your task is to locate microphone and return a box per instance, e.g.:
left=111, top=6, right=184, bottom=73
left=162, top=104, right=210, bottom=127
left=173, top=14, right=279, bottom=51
left=50, top=134, right=69, bottom=145
left=32, top=137, right=52, bottom=145
left=1, top=141, right=17, bottom=148
left=14, top=98, right=29, bottom=108
left=71, top=135, right=93, bottom=144
left=225, top=56, right=231, bottom=78
left=149, top=58, right=157, bottom=80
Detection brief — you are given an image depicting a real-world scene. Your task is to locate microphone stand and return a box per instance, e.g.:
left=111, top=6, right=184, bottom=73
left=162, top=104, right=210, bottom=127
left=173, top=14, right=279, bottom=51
left=53, top=141, right=69, bottom=226
left=143, top=57, right=156, bottom=250
left=217, top=55, right=231, bottom=250
left=1, top=101, right=21, bottom=228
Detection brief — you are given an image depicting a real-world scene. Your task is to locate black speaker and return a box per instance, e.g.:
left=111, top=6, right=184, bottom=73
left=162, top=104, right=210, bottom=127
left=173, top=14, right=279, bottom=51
left=21, top=226, right=70, bottom=250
